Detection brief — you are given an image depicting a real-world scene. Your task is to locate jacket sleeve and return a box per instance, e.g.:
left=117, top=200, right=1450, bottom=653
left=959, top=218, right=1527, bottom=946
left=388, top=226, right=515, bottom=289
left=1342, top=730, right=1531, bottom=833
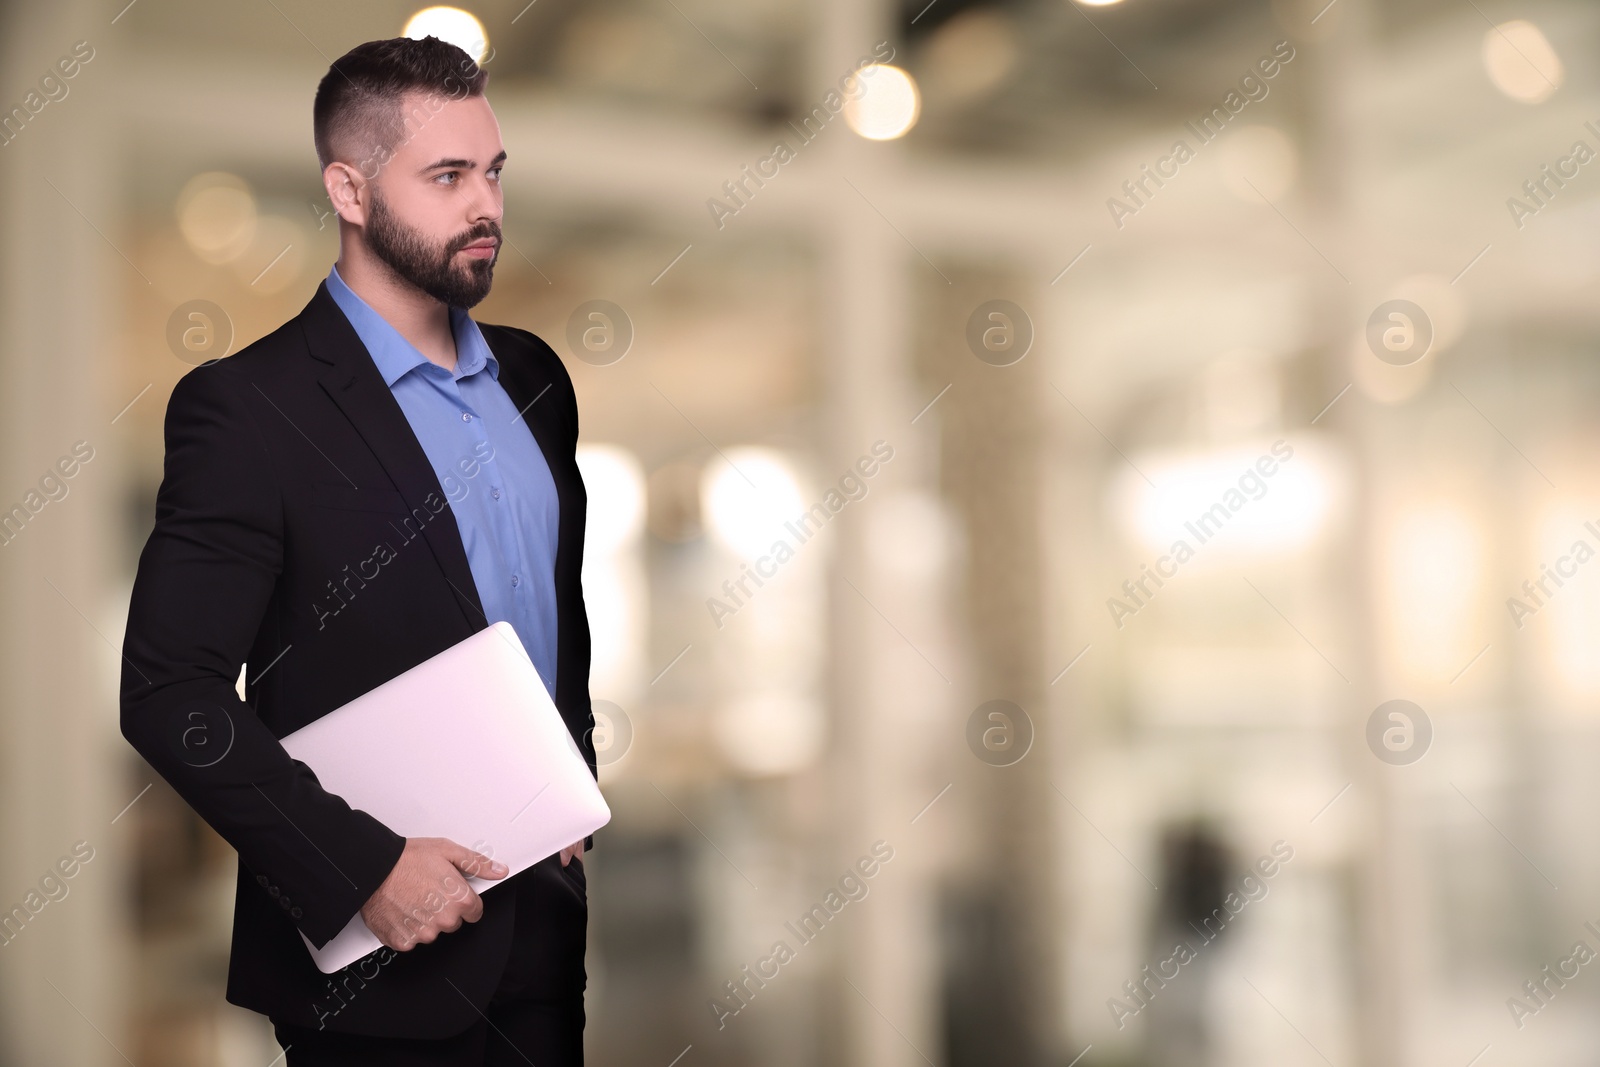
left=119, top=365, right=406, bottom=949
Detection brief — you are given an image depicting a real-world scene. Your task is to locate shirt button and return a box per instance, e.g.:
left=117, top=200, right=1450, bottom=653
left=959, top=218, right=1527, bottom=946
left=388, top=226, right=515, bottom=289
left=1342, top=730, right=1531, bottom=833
left=511, top=574, right=520, bottom=587
left=492, top=487, right=501, bottom=500
left=461, top=411, right=472, bottom=422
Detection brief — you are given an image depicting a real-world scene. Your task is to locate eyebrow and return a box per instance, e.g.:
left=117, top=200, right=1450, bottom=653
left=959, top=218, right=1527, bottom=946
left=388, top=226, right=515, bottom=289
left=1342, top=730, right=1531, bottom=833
left=418, top=149, right=507, bottom=174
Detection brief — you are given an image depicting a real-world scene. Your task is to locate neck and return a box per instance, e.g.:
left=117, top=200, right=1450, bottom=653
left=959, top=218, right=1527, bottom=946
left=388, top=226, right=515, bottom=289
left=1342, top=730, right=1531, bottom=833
left=335, top=242, right=457, bottom=373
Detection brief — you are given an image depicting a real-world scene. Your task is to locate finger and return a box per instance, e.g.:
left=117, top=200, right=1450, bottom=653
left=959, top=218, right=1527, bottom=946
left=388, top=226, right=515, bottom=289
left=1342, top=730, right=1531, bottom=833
left=449, top=843, right=508, bottom=879
left=392, top=914, right=425, bottom=944
left=459, top=850, right=504, bottom=878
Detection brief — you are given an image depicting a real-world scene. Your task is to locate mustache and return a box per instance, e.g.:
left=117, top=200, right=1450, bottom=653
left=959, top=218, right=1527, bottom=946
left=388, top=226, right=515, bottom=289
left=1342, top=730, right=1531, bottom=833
left=448, top=223, right=501, bottom=254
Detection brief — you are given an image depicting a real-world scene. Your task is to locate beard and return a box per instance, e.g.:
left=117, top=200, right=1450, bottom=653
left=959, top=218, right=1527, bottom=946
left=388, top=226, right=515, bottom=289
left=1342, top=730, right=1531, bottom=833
left=365, top=187, right=499, bottom=309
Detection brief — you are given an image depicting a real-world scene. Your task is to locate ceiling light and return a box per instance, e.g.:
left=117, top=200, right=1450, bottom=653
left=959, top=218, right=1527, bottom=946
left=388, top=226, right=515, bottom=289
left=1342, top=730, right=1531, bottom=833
left=403, top=6, right=490, bottom=63
left=844, top=65, right=921, bottom=141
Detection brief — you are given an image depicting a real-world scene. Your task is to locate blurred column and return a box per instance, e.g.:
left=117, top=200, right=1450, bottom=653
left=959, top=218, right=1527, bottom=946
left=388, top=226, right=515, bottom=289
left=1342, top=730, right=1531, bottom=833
left=0, top=1, right=129, bottom=1065
left=1303, top=1, right=1410, bottom=1064
left=814, top=1, right=949, bottom=1065
left=937, top=267, right=1056, bottom=1066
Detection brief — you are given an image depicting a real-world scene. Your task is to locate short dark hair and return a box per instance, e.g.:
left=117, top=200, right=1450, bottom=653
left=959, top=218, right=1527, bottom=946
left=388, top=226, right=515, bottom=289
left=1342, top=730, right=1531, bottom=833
left=313, top=36, right=489, bottom=176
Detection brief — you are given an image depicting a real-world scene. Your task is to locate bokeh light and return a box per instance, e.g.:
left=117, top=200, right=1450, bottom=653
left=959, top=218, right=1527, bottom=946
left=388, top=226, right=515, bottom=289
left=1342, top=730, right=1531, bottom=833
left=1483, top=19, right=1563, bottom=103
left=844, top=64, right=921, bottom=140
left=701, top=448, right=807, bottom=560
left=175, top=172, right=257, bottom=265
left=403, top=6, right=490, bottom=63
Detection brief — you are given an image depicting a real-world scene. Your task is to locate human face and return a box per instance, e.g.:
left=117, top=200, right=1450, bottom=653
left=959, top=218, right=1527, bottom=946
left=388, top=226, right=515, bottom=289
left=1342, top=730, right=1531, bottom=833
left=362, top=92, right=505, bottom=308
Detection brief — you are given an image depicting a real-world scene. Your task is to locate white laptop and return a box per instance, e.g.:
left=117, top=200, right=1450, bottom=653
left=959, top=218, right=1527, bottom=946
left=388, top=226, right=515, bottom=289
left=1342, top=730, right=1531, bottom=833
left=279, top=619, right=610, bottom=973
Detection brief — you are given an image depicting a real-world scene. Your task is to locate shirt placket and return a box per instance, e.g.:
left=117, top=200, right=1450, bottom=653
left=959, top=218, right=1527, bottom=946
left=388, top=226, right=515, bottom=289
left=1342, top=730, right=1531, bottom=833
left=455, top=380, right=529, bottom=607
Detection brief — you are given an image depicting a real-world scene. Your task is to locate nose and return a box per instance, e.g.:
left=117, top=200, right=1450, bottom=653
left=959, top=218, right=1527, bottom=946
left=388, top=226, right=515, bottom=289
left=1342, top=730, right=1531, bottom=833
left=462, top=173, right=502, bottom=225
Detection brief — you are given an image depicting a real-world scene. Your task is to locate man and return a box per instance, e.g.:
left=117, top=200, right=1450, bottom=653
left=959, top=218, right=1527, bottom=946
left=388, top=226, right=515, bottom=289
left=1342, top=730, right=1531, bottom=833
left=119, top=36, right=595, bottom=1065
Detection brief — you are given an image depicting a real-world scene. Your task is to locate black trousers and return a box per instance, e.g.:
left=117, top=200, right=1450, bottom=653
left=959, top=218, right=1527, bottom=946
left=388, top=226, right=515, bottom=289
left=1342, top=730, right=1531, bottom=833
left=271, top=853, right=588, bottom=1066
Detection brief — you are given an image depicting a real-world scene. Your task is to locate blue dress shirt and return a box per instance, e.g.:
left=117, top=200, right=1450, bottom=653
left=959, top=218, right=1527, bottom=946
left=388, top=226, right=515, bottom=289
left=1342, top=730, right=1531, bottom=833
left=325, top=264, right=561, bottom=700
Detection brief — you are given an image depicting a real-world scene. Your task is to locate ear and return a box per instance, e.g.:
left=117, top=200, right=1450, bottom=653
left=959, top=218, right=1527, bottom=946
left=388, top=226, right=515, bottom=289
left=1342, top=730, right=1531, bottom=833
left=322, top=162, right=370, bottom=227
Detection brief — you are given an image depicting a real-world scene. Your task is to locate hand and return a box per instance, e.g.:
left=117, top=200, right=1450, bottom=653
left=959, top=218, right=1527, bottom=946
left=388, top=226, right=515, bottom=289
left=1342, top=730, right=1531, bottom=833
left=359, top=837, right=507, bottom=952
left=559, top=839, right=585, bottom=867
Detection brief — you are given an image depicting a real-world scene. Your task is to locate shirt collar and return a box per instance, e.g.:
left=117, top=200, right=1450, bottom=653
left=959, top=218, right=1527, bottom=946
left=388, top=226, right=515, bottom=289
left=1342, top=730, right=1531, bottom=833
left=325, top=263, right=499, bottom=387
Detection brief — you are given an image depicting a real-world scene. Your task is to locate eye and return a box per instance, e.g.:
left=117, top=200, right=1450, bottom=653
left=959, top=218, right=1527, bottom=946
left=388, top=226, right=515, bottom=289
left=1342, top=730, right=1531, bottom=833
left=434, top=171, right=459, bottom=186
left=488, top=165, right=503, bottom=182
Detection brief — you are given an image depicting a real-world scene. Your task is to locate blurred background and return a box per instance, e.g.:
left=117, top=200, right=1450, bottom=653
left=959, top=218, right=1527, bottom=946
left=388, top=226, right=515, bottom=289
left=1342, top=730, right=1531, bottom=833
left=1, top=0, right=1596, bottom=1063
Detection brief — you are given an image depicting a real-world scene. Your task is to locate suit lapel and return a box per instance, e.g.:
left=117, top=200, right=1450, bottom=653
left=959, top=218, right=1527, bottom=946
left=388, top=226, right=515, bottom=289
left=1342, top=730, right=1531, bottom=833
left=299, top=280, right=487, bottom=633
left=482, top=325, right=567, bottom=498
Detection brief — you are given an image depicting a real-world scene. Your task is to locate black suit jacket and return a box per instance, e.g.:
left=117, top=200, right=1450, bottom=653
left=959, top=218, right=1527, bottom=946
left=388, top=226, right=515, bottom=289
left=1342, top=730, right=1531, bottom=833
left=119, top=280, right=596, bottom=1038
